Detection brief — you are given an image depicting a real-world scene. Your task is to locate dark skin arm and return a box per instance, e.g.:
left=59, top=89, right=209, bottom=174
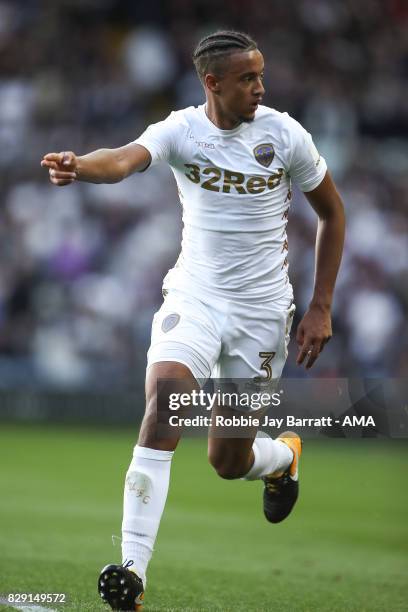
left=40, top=143, right=152, bottom=185
left=296, top=171, right=345, bottom=369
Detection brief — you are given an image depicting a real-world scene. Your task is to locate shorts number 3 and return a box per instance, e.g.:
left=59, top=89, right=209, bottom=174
left=254, top=351, right=276, bottom=382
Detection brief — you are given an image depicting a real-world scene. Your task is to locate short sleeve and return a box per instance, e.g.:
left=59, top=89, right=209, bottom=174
left=287, top=117, right=327, bottom=192
left=134, top=111, right=180, bottom=167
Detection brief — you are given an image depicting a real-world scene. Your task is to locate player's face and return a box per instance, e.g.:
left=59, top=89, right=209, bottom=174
left=216, top=50, right=265, bottom=124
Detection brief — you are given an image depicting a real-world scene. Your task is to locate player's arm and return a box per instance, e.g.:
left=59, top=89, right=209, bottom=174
left=296, top=170, right=345, bottom=369
left=41, top=143, right=151, bottom=186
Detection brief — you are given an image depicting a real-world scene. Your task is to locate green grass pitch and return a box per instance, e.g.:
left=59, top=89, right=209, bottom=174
left=0, top=424, right=407, bottom=611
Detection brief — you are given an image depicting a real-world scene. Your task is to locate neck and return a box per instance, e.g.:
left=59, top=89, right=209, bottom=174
left=205, top=99, right=241, bottom=130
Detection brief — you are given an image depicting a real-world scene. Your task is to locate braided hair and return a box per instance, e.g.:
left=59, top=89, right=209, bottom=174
left=193, top=30, right=257, bottom=84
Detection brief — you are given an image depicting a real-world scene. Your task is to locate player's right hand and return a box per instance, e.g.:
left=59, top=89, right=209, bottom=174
left=41, top=151, right=78, bottom=186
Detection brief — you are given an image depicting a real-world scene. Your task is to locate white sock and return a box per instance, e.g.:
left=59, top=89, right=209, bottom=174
left=243, top=432, right=293, bottom=480
left=122, top=445, right=174, bottom=586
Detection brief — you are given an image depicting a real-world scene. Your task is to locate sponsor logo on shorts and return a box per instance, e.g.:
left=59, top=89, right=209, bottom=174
left=162, top=313, right=180, bottom=332
left=254, top=143, right=274, bottom=167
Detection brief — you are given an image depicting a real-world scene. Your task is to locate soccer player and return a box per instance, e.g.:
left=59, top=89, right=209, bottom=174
left=41, top=30, right=345, bottom=611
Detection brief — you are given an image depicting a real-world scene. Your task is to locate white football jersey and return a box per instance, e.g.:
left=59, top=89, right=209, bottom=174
left=134, top=104, right=326, bottom=305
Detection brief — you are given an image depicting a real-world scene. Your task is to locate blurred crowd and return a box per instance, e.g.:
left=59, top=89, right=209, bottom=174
left=0, top=0, right=407, bottom=389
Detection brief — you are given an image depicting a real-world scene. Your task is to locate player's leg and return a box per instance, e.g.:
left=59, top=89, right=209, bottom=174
left=207, top=402, right=257, bottom=480
left=99, top=361, right=198, bottom=611
left=207, top=401, right=294, bottom=481
left=139, top=360, right=198, bottom=450
left=121, top=361, right=198, bottom=580
left=208, top=412, right=301, bottom=525
left=209, top=301, right=302, bottom=523
left=99, top=289, right=221, bottom=610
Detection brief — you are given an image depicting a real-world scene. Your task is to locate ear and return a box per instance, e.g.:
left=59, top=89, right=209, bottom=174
left=205, top=73, right=221, bottom=94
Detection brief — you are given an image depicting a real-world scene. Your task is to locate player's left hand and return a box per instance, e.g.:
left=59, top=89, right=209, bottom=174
left=296, top=305, right=332, bottom=369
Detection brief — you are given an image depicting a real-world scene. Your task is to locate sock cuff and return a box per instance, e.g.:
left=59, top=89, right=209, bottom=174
left=133, top=445, right=174, bottom=461
left=243, top=432, right=267, bottom=480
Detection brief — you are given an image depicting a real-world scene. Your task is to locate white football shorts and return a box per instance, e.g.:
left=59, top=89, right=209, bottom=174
left=147, top=288, right=295, bottom=390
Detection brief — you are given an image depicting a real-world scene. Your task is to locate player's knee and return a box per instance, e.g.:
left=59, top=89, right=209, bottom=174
left=138, top=387, right=175, bottom=451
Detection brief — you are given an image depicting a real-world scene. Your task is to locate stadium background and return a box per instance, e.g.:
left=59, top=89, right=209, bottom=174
left=0, top=2, right=407, bottom=611
left=0, top=0, right=407, bottom=396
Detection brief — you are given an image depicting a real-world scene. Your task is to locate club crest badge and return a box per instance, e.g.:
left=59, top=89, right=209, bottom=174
left=162, top=313, right=180, bottom=333
left=253, top=143, right=274, bottom=168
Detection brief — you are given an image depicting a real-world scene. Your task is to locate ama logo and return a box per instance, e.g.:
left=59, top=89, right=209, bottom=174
left=342, top=415, right=376, bottom=426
